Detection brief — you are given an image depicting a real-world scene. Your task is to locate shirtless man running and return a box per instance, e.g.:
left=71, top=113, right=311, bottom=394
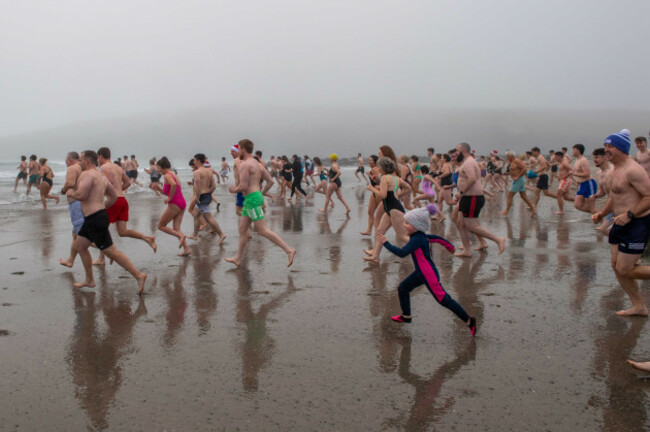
left=66, top=150, right=147, bottom=294
left=634, top=136, right=650, bottom=177
left=225, top=139, right=296, bottom=267
left=188, top=153, right=226, bottom=245
left=26, top=155, right=40, bottom=196
left=499, top=151, right=536, bottom=216
left=355, top=153, right=369, bottom=184
left=454, top=143, right=506, bottom=258
left=59, top=152, right=84, bottom=268
left=531, top=147, right=549, bottom=208
left=572, top=144, right=598, bottom=213
left=94, top=147, right=156, bottom=264
left=543, top=151, right=573, bottom=214
left=592, top=131, right=650, bottom=317
left=14, top=156, right=28, bottom=192
left=591, top=148, right=613, bottom=233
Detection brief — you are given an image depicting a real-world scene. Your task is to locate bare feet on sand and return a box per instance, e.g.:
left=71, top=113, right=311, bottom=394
left=359, top=231, right=371, bottom=236
left=454, top=251, right=473, bottom=258
left=616, top=306, right=649, bottom=317
left=627, top=360, right=650, bottom=372
left=363, top=249, right=373, bottom=256
left=497, top=237, right=506, bottom=255
left=225, top=257, right=241, bottom=267
left=287, top=249, right=296, bottom=267
left=187, top=234, right=198, bottom=241
left=363, top=256, right=379, bottom=264
left=474, top=244, right=488, bottom=251
left=92, top=258, right=105, bottom=266
left=553, top=211, right=564, bottom=215
left=73, top=279, right=96, bottom=288
left=218, top=234, right=227, bottom=246
left=137, top=274, right=147, bottom=295
left=59, top=258, right=73, bottom=268
left=146, top=236, right=157, bottom=253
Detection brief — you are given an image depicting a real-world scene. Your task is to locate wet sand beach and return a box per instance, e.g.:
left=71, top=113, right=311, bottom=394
left=2, top=172, right=650, bottom=431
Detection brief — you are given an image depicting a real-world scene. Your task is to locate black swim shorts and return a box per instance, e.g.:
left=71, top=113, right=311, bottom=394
left=78, top=210, right=113, bottom=250
left=459, top=195, right=485, bottom=218
left=609, top=213, right=650, bottom=254
left=536, top=174, right=549, bottom=190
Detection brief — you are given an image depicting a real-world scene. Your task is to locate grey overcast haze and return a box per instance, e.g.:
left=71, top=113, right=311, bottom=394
left=1, top=0, right=649, bottom=157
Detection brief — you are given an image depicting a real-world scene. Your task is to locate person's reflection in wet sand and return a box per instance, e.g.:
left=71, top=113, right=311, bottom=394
left=450, top=253, right=490, bottom=327
left=366, top=260, right=412, bottom=373
left=161, top=256, right=190, bottom=349
left=319, top=213, right=350, bottom=274
left=383, top=336, right=476, bottom=431
left=282, top=201, right=304, bottom=232
left=40, top=210, right=53, bottom=259
left=65, top=280, right=147, bottom=431
left=593, top=290, right=648, bottom=431
left=570, top=258, right=596, bottom=313
left=555, top=217, right=571, bottom=275
left=233, top=270, right=298, bottom=393
left=190, top=240, right=224, bottom=335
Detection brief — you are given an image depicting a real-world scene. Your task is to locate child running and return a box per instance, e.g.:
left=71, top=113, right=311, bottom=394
left=378, top=204, right=477, bottom=335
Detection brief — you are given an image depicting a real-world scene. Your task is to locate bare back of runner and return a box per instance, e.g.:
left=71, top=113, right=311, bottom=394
left=225, top=139, right=296, bottom=268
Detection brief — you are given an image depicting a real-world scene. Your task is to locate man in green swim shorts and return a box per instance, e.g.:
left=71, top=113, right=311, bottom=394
left=26, top=154, right=41, bottom=196
left=225, top=139, right=296, bottom=268
left=499, top=151, right=536, bottom=216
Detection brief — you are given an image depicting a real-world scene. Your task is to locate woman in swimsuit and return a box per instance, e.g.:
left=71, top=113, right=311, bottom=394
left=319, top=154, right=351, bottom=214
left=410, top=155, right=423, bottom=207
left=430, top=154, right=455, bottom=222
left=363, top=157, right=412, bottom=263
left=360, top=155, right=381, bottom=236
left=369, top=145, right=401, bottom=237
left=279, top=156, right=292, bottom=200
left=399, top=154, right=415, bottom=211
left=38, top=158, right=59, bottom=209
left=156, top=157, right=191, bottom=257
left=313, top=157, right=334, bottom=210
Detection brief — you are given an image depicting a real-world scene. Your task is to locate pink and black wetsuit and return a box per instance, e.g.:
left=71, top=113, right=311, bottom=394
left=383, top=231, right=469, bottom=322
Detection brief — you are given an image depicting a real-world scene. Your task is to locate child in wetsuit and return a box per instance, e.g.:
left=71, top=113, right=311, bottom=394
left=379, top=204, right=477, bottom=335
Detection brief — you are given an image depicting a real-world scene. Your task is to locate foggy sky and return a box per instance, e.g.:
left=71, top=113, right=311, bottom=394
left=2, top=0, right=649, bottom=138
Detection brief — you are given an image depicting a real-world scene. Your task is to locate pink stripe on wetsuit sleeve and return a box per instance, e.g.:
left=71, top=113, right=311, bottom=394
left=428, top=238, right=455, bottom=252
left=414, top=249, right=446, bottom=302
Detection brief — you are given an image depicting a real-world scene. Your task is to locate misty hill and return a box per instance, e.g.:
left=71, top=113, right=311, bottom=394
left=1, top=107, right=648, bottom=161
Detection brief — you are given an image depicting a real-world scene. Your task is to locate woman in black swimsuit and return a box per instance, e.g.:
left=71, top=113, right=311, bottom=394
left=319, top=154, right=350, bottom=214
left=363, top=157, right=411, bottom=263
left=38, top=158, right=59, bottom=209
left=279, top=155, right=292, bottom=200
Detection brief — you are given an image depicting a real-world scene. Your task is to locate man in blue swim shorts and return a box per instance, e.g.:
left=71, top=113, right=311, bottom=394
left=572, top=144, right=598, bottom=213
left=500, top=151, right=536, bottom=216
left=59, top=151, right=84, bottom=268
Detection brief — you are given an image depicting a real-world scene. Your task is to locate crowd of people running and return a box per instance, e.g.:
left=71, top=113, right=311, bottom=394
left=13, top=129, right=650, bottom=370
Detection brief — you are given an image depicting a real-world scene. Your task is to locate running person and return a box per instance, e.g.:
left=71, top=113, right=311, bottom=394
left=156, top=157, right=192, bottom=256
left=454, top=143, right=506, bottom=258
left=634, top=136, right=650, bottom=177
left=499, top=151, right=536, bottom=216
left=572, top=143, right=598, bottom=213
left=303, top=155, right=315, bottom=186
left=220, top=157, right=231, bottom=182
left=66, top=150, right=147, bottom=294
left=355, top=153, right=368, bottom=184
left=144, top=158, right=162, bottom=196
left=94, top=147, right=156, bottom=265
left=593, top=131, right=650, bottom=317
left=14, top=155, right=28, bottom=192
left=38, top=158, right=59, bottom=209
left=543, top=151, right=573, bottom=214
left=378, top=205, right=477, bottom=335
left=188, top=153, right=226, bottom=245
left=26, top=154, right=40, bottom=196
left=225, top=139, right=296, bottom=267
left=319, top=154, right=351, bottom=214
left=360, top=155, right=381, bottom=236
left=59, top=151, right=84, bottom=268
left=531, top=147, right=550, bottom=208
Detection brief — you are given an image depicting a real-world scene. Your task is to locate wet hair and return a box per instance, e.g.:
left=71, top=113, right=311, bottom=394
left=458, top=142, right=471, bottom=153
left=377, top=157, right=396, bottom=174
left=157, top=157, right=171, bottom=170
left=420, top=165, right=430, bottom=174
left=369, top=154, right=378, bottom=164
left=97, top=147, right=111, bottom=160
left=30, top=154, right=37, bottom=161
left=131, top=154, right=135, bottom=158
left=222, top=157, right=226, bottom=161
left=555, top=151, right=565, bottom=158
left=313, top=157, right=322, bottom=166
left=239, top=139, right=254, bottom=154
left=39, top=157, right=47, bottom=165
left=525, top=151, right=532, bottom=156
left=592, top=148, right=606, bottom=157
left=635, top=136, right=647, bottom=144
left=281, top=155, right=289, bottom=162
left=531, top=146, right=541, bottom=153
left=21, top=155, right=26, bottom=161
left=572, top=144, right=585, bottom=155
left=427, top=147, right=434, bottom=153
left=410, top=155, right=419, bottom=162
left=67, top=151, right=80, bottom=161
left=255, top=150, right=263, bottom=157
left=81, top=151, right=98, bottom=166
left=442, top=153, right=451, bottom=162
left=194, top=153, right=206, bottom=164
left=188, top=159, right=195, bottom=167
